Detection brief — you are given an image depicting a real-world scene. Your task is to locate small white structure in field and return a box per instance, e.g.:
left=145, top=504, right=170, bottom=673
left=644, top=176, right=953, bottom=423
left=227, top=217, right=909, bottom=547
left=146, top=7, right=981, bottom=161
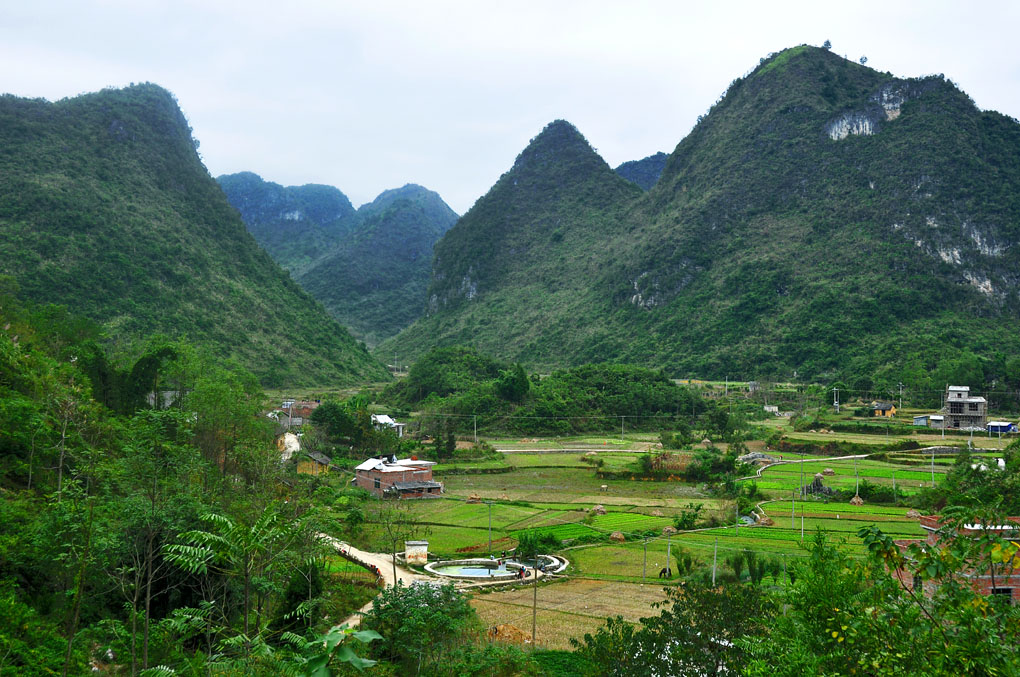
left=405, top=540, right=429, bottom=565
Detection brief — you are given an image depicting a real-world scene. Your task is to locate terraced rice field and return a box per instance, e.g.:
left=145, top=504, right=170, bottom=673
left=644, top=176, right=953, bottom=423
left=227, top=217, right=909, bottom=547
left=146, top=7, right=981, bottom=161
left=748, top=457, right=947, bottom=496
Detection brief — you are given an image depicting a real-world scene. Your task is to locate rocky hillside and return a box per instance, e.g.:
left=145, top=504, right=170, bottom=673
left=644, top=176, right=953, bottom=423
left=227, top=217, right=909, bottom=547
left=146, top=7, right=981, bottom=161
left=0, top=84, right=388, bottom=386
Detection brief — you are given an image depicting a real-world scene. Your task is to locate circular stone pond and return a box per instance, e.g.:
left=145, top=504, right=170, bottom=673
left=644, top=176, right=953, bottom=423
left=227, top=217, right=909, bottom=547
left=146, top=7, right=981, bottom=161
left=425, top=555, right=560, bottom=580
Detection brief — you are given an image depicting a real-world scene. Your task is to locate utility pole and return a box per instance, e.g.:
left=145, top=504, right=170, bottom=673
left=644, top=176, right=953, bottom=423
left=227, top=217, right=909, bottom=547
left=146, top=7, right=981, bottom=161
left=854, top=457, right=859, bottom=496
left=800, top=502, right=804, bottom=542
left=800, top=458, right=804, bottom=497
left=666, top=530, right=672, bottom=575
left=833, top=387, right=840, bottom=413
left=392, top=538, right=398, bottom=584
left=486, top=502, right=493, bottom=553
left=642, top=538, right=648, bottom=583
left=931, top=450, right=935, bottom=487
left=621, top=416, right=625, bottom=441
left=712, top=538, right=718, bottom=586
left=531, top=557, right=538, bottom=648
left=898, top=382, right=904, bottom=410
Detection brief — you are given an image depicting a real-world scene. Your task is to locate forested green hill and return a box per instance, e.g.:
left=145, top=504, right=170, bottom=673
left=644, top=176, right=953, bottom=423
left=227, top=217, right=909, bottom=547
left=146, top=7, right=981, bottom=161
left=0, top=84, right=387, bottom=386
left=383, top=46, right=1020, bottom=391
left=379, top=119, right=642, bottom=366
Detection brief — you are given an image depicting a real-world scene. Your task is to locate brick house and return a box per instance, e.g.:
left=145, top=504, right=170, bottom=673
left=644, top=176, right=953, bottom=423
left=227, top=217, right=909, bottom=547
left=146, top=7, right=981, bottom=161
left=353, top=455, right=442, bottom=499
left=893, top=514, right=1020, bottom=604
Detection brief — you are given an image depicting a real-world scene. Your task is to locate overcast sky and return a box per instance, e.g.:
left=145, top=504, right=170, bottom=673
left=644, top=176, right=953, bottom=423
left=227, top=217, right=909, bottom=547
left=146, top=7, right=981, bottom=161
left=3, top=1, right=1019, bottom=214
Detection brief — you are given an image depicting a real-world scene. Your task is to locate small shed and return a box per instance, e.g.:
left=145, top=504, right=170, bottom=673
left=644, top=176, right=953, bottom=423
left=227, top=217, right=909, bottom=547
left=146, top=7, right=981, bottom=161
left=913, top=415, right=930, bottom=427
left=297, top=451, right=331, bottom=476
left=871, top=401, right=896, bottom=418
left=405, top=540, right=429, bottom=565
left=928, top=415, right=945, bottom=429
left=988, top=421, right=1017, bottom=434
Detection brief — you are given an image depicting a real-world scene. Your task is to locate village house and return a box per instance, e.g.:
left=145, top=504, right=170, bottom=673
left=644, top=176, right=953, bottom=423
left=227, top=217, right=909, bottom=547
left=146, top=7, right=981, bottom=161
left=942, top=385, right=986, bottom=430
left=912, top=414, right=945, bottom=429
left=870, top=401, right=896, bottom=418
left=371, top=413, right=406, bottom=437
left=354, top=455, right=442, bottom=498
left=269, top=399, right=320, bottom=429
left=893, top=515, right=1020, bottom=603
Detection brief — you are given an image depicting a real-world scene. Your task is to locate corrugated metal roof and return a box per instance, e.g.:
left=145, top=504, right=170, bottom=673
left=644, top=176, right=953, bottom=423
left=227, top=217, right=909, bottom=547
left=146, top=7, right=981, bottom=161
left=389, top=480, right=442, bottom=491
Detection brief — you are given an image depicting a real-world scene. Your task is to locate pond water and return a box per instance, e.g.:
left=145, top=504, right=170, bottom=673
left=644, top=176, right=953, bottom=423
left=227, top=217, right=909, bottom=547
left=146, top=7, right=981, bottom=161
left=433, top=562, right=514, bottom=576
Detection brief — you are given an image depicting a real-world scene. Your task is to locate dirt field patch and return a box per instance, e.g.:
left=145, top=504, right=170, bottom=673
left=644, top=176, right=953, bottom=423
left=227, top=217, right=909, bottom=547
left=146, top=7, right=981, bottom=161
left=469, top=578, right=667, bottom=650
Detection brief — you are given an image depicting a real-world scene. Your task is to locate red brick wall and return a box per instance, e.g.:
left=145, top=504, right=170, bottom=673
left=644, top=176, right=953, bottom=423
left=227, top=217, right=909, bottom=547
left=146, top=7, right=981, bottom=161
left=355, top=467, right=434, bottom=497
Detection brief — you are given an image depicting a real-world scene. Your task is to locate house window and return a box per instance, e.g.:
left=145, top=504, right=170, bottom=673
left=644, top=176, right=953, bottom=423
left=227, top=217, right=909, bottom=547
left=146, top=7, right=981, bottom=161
left=992, top=588, right=1013, bottom=605
left=969, top=403, right=979, bottom=412
left=374, top=477, right=380, bottom=489
left=950, top=403, right=963, bottom=414
left=912, top=575, right=922, bottom=592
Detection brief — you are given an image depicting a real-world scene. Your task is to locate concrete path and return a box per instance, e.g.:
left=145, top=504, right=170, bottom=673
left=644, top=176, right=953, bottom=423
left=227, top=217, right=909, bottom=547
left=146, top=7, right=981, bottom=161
left=321, top=537, right=425, bottom=629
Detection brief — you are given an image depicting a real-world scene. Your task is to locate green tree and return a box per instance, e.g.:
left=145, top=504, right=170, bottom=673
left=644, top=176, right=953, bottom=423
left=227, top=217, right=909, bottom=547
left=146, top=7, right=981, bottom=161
left=496, top=363, right=530, bottom=403
left=361, top=582, right=476, bottom=674
left=573, top=581, right=772, bottom=675
left=165, top=504, right=296, bottom=652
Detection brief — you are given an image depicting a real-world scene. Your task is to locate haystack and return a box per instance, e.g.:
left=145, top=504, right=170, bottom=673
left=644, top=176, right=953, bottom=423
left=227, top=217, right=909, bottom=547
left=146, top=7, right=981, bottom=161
left=906, top=509, right=921, bottom=519
left=662, top=526, right=677, bottom=536
left=466, top=494, right=481, bottom=504
left=590, top=504, right=607, bottom=515
left=488, top=624, right=532, bottom=645
left=822, top=468, right=835, bottom=476
left=849, top=495, right=865, bottom=506
left=609, top=531, right=626, bottom=543
left=651, top=510, right=664, bottom=517
left=499, top=494, right=510, bottom=501
left=585, top=451, right=597, bottom=456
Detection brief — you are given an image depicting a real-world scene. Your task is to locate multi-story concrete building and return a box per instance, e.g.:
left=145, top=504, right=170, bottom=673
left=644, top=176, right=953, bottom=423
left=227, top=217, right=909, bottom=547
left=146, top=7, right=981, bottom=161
left=943, top=385, right=987, bottom=430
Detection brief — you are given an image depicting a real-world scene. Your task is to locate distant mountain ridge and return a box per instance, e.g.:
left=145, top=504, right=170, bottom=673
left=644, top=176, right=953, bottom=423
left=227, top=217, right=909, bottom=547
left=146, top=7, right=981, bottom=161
left=296, top=184, right=459, bottom=345
left=614, top=151, right=669, bottom=190
left=216, top=172, right=359, bottom=274
left=382, top=46, right=1020, bottom=386
left=0, top=84, right=388, bottom=386
left=219, top=175, right=458, bottom=345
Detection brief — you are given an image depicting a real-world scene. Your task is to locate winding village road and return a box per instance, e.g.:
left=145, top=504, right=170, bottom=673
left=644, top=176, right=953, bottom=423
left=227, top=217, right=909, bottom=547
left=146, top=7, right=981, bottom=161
left=320, top=537, right=424, bottom=629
